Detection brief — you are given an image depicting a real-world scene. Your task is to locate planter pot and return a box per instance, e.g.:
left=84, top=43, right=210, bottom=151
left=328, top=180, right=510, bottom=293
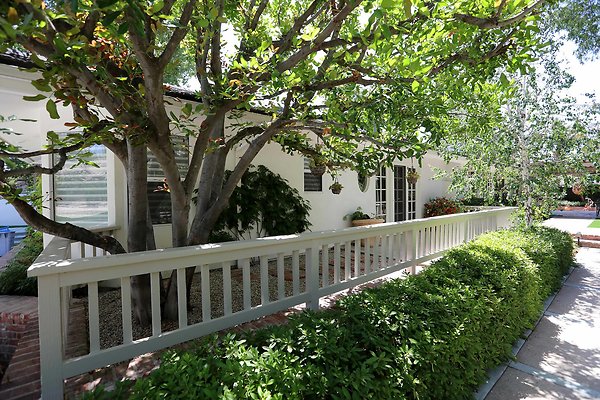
left=331, top=186, right=342, bottom=194
left=407, top=176, right=418, bottom=185
left=351, top=218, right=385, bottom=227
left=310, top=165, right=326, bottom=176
left=572, top=184, right=583, bottom=196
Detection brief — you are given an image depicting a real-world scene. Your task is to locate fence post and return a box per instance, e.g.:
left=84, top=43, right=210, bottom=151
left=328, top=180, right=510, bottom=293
left=306, top=242, right=321, bottom=310
left=407, top=230, right=417, bottom=275
left=38, top=274, right=65, bottom=399
left=463, top=218, right=469, bottom=243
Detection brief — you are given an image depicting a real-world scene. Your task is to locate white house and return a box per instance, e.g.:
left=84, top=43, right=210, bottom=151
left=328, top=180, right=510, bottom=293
left=0, top=51, right=464, bottom=250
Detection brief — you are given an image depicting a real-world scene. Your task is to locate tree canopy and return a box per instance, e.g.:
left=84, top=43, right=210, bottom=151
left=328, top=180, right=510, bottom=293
left=0, top=0, right=551, bottom=322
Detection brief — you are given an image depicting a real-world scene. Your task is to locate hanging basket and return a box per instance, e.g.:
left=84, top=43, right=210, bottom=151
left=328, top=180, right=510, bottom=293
left=310, top=164, right=326, bottom=176
left=406, top=169, right=419, bottom=185
left=330, top=183, right=343, bottom=194
left=406, top=175, right=419, bottom=185
left=572, top=183, right=583, bottom=196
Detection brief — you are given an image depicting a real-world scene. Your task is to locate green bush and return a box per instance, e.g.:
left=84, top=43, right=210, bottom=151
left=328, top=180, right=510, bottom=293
left=83, top=227, right=573, bottom=400
left=0, top=231, right=42, bottom=296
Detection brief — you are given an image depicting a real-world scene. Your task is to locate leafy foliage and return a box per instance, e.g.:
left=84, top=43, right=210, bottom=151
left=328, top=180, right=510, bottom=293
left=0, top=231, right=42, bottom=296
left=438, top=55, right=599, bottom=226
left=211, top=165, right=311, bottom=240
left=423, top=196, right=462, bottom=217
left=547, top=0, right=600, bottom=61
left=83, top=227, right=573, bottom=399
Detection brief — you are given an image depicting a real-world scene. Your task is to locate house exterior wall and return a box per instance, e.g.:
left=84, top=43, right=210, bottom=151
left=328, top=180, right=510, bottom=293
left=0, top=62, right=464, bottom=250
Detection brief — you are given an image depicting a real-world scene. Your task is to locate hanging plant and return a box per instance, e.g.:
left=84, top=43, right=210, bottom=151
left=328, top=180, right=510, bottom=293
left=572, top=182, right=583, bottom=196
left=407, top=169, right=420, bottom=185
left=329, top=181, right=343, bottom=194
left=309, top=158, right=327, bottom=176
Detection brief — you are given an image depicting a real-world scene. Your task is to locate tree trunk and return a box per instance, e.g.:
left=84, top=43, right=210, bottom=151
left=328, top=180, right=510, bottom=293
left=127, top=142, right=153, bottom=326
left=516, top=112, right=534, bottom=227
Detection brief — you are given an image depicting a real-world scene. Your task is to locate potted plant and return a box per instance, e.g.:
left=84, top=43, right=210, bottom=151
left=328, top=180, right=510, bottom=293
left=309, top=158, right=327, bottom=176
left=406, top=169, right=419, bottom=185
left=329, top=181, right=343, bottom=194
left=344, top=207, right=385, bottom=227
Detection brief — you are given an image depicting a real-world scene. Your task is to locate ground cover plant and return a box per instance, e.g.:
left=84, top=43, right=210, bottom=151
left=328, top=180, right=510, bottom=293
left=0, top=230, right=42, bottom=296
left=82, top=226, right=573, bottom=400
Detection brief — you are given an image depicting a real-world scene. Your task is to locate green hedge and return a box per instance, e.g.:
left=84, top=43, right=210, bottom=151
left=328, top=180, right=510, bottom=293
left=84, top=227, right=573, bottom=400
left=0, top=231, right=42, bottom=296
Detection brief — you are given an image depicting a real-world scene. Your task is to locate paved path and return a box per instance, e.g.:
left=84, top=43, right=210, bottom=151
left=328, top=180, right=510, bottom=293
left=544, top=217, right=600, bottom=238
left=484, top=247, right=600, bottom=400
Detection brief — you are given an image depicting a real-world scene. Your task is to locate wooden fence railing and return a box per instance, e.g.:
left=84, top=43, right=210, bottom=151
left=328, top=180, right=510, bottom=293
left=29, top=208, right=514, bottom=398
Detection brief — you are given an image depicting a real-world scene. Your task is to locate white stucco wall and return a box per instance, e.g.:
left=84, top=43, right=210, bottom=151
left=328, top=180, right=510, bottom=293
left=0, top=61, right=464, bottom=250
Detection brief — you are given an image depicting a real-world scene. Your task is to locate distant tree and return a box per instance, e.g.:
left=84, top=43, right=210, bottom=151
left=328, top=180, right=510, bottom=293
left=439, top=57, right=599, bottom=226
left=548, top=0, right=600, bottom=60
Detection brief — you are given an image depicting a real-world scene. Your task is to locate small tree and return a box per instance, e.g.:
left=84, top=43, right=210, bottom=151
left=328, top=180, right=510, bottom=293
left=439, top=56, right=598, bottom=226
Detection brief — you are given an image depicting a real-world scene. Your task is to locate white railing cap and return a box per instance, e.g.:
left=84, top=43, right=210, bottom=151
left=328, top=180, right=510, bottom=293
left=28, top=208, right=515, bottom=278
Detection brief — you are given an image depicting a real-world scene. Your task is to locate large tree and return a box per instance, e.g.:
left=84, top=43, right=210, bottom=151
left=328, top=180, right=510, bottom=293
left=0, top=0, right=548, bottom=323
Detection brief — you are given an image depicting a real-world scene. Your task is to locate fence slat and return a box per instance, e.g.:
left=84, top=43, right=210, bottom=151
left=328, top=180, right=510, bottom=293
left=364, top=239, right=370, bottom=275
left=260, top=256, right=269, bottom=305
left=241, top=258, right=251, bottom=310
left=177, top=268, right=187, bottom=328
left=201, top=265, right=211, bottom=321
left=88, top=281, right=100, bottom=353
left=321, top=244, right=329, bottom=287
left=333, top=243, right=340, bottom=284
left=374, top=237, right=380, bottom=272
left=277, top=253, right=285, bottom=300
left=151, top=272, right=161, bottom=336
left=292, top=251, right=300, bottom=296
left=344, top=241, right=351, bottom=281
left=120, top=277, right=133, bottom=344
left=354, top=239, right=361, bottom=277
left=223, top=263, right=232, bottom=316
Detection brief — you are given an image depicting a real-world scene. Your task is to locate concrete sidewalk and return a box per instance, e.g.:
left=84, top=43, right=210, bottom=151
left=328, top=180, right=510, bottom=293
left=483, top=247, right=600, bottom=400
left=544, top=217, right=600, bottom=238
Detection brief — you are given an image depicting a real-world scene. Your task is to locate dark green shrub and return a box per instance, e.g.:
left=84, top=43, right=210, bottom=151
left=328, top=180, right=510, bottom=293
left=0, top=231, right=42, bottom=296
left=82, top=227, right=573, bottom=399
left=208, top=165, right=311, bottom=240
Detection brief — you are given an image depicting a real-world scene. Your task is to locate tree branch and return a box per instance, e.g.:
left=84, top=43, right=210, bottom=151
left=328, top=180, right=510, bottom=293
left=0, top=183, right=126, bottom=254
left=455, top=0, right=545, bottom=29
left=158, top=0, right=197, bottom=70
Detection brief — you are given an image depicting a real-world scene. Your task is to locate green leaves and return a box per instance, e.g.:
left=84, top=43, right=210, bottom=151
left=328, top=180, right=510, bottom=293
left=45, top=100, right=60, bottom=119
left=23, top=94, right=46, bottom=102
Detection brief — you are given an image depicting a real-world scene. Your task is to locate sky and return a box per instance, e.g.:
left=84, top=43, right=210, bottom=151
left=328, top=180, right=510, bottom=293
left=559, top=40, right=600, bottom=104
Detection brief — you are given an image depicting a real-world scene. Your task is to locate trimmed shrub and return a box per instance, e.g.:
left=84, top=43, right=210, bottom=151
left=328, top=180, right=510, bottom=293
left=83, top=227, right=573, bottom=400
left=0, top=231, right=42, bottom=296
left=424, top=197, right=462, bottom=217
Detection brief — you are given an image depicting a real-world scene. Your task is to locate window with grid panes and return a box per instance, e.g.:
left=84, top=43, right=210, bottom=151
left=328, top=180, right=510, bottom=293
left=375, top=166, right=386, bottom=218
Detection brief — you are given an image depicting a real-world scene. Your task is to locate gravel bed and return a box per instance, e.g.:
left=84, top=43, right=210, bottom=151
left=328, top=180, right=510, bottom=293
left=76, top=246, right=378, bottom=350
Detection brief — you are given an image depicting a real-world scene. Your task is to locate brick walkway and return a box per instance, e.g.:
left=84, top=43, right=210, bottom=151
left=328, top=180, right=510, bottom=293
left=0, top=296, right=40, bottom=400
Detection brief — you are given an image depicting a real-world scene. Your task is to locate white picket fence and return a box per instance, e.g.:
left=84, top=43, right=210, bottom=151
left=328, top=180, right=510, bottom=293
left=28, top=208, right=514, bottom=398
